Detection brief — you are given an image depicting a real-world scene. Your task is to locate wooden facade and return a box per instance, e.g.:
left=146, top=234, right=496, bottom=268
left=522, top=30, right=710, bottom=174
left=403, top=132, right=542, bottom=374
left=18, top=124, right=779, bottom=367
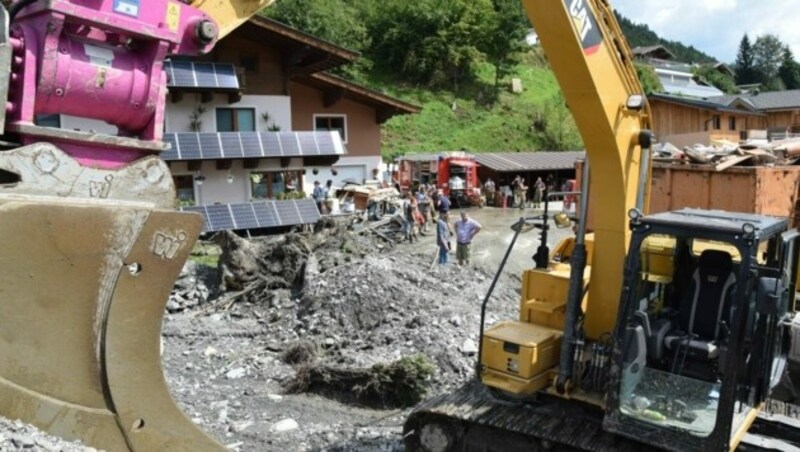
left=650, top=98, right=763, bottom=138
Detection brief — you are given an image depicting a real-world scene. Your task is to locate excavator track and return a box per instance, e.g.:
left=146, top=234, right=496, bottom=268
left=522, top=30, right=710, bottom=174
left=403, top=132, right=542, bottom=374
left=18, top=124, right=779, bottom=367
left=403, top=380, right=642, bottom=452
left=404, top=380, right=800, bottom=452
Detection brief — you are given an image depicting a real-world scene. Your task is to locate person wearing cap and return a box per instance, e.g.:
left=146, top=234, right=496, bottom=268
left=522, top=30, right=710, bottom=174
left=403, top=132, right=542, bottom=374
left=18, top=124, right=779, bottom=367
left=436, top=211, right=451, bottom=264
left=454, top=211, right=482, bottom=266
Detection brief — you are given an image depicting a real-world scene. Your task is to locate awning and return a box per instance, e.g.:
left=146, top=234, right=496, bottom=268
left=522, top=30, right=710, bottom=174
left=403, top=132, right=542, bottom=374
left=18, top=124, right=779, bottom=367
left=473, top=151, right=584, bottom=172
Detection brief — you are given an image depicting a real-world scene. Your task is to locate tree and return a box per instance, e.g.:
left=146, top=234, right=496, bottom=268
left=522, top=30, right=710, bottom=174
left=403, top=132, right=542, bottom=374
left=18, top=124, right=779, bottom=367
left=480, top=0, right=529, bottom=100
left=752, top=34, right=785, bottom=86
left=693, top=66, right=738, bottom=94
left=366, top=0, right=495, bottom=90
left=634, top=63, right=662, bottom=94
left=735, top=34, right=757, bottom=85
left=262, top=0, right=371, bottom=79
left=779, top=47, right=800, bottom=90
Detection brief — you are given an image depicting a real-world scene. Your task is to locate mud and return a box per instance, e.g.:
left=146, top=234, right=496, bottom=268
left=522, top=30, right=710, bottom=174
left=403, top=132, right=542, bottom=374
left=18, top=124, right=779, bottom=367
left=0, top=206, right=568, bottom=451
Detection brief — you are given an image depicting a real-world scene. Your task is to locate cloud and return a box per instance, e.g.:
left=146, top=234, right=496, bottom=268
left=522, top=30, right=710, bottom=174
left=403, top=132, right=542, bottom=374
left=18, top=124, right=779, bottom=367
left=612, top=0, right=800, bottom=63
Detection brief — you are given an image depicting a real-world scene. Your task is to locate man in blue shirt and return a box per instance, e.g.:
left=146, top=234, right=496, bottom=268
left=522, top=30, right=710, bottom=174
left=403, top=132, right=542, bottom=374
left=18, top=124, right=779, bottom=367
left=436, top=212, right=451, bottom=264
left=454, top=211, right=482, bottom=266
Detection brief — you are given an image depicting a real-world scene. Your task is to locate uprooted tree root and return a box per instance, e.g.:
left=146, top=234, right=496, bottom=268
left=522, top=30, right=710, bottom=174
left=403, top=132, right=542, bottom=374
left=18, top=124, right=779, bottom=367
left=280, top=340, right=317, bottom=365
left=284, top=355, right=435, bottom=408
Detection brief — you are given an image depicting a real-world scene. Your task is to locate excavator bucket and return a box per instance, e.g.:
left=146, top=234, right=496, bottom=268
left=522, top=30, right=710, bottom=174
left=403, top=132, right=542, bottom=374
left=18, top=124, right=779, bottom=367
left=0, top=144, right=224, bottom=451
left=191, top=0, right=277, bottom=40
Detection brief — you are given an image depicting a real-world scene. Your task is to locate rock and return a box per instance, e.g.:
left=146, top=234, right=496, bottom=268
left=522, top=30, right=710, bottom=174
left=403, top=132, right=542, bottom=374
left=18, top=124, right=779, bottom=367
left=324, top=337, right=335, bottom=347
left=267, top=394, right=283, bottom=401
left=225, top=367, right=246, bottom=379
left=272, top=418, right=299, bottom=433
left=204, top=346, right=218, bottom=357
left=449, top=316, right=461, bottom=327
left=230, top=421, right=254, bottom=433
left=217, top=408, right=228, bottom=423
left=461, top=339, right=478, bottom=355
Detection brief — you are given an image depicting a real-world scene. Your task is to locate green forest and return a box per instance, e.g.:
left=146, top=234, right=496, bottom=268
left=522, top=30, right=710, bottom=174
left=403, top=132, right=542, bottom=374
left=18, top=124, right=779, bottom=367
left=261, top=1, right=799, bottom=157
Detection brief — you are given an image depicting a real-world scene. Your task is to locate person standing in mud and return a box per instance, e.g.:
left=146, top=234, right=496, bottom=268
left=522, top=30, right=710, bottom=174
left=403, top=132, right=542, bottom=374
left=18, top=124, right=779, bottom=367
left=533, top=177, right=546, bottom=209
left=454, top=211, right=482, bottom=266
left=437, top=212, right=451, bottom=264
left=416, top=188, right=430, bottom=233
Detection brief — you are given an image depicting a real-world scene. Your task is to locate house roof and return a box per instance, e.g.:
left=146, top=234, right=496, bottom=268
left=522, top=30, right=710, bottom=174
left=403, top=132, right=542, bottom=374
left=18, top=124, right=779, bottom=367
left=238, top=16, right=359, bottom=76
left=649, top=93, right=765, bottom=116
left=296, top=72, right=421, bottom=123
left=473, top=151, right=585, bottom=173
left=708, top=90, right=800, bottom=111
left=633, top=45, right=676, bottom=60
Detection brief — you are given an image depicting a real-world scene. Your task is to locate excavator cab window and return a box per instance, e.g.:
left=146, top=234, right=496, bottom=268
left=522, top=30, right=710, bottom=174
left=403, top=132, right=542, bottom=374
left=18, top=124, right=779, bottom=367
left=618, top=233, right=733, bottom=438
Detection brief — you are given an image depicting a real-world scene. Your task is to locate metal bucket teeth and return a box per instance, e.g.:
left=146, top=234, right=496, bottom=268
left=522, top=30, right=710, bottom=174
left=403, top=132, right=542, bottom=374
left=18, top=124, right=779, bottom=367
left=0, top=195, right=224, bottom=451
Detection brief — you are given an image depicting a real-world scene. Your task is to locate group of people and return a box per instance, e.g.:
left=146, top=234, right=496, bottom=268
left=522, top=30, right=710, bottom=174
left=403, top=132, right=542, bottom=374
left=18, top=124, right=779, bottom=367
left=401, top=184, right=482, bottom=266
left=482, top=175, right=549, bottom=209
left=312, top=180, right=335, bottom=213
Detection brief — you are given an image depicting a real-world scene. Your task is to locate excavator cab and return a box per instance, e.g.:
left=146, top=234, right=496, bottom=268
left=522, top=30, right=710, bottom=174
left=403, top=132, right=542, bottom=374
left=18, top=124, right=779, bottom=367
left=605, top=209, right=798, bottom=451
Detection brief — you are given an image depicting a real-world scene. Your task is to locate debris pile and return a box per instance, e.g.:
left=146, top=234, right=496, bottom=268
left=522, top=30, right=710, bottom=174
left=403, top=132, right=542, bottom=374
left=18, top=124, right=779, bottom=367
left=0, top=417, right=96, bottom=452
left=653, top=137, right=800, bottom=170
left=167, top=261, right=215, bottom=313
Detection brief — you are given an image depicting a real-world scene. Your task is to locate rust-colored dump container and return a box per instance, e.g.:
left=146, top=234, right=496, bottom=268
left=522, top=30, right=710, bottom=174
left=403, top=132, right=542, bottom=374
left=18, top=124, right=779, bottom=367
left=649, top=163, right=800, bottom=226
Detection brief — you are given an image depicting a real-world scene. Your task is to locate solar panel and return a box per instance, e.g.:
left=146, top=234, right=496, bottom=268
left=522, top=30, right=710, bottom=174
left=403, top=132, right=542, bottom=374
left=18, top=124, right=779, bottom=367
left=161, top=133, right=179, bottom=160
left=260, top=132, right=282, bottom=157
left=193, top=62, right=217, bottom=87
left=316, top=132, right=335, bottom=155
left=198, top=133, right=221, bottom=159
left=176, top=133, right=201, bottom=160
left=253, top=202, right=280, bottom=228
left=297, top=132, right=320, bottom=155
left=275, top=200, right=302, bottom=226
left=168, top=61, right=196, bottom=87
left=279, top=132, right=300, bottom=156
left=240, top=132, right=262, bottom=158
left=215, top=64, right=239, bottom=89
left=230, top=203, right=260, bottom=229
left=219, top=133, right=243, bottom=158
left=181, top=206, right=211, bottom=231
left=295, top=199, right=322, bottom=223
left=205, top=204, right=235, bottom=231
left=164, top=61, right=239, bottom=90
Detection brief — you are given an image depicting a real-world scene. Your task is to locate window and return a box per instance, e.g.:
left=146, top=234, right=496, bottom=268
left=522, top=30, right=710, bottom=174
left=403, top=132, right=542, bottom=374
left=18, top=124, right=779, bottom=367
left=240, top=55, right=258, bottom=73
left=711, top=114, right=721, bottom=130
left=216, top=108, right=255, bottom=132
left=250, top=170, right=304, bottom=200
left=173, top=175, right=195, bottom=206
left=728, top=116, right=737, bottom=131
left=314, top=115, right=347, bottom=142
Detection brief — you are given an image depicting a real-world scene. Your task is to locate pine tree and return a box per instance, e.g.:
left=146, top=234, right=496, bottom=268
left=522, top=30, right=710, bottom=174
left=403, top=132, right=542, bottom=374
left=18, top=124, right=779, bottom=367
left=735, top=34, right=756, bottom=85
left=779, top=46, right=800, bottom=90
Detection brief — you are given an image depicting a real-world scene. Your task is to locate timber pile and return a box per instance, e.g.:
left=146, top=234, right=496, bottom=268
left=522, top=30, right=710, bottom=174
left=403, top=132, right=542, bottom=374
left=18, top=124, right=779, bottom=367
left=653, top=137, right=800, bottom=171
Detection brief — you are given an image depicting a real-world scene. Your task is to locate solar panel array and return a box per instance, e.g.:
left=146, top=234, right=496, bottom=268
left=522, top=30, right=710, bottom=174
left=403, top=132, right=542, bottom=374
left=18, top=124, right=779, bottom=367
left=161, top=131, right=344, bottom=161
left=164, top=60, right=239, bottom=90
left=180, top=199, right=321, bottom=233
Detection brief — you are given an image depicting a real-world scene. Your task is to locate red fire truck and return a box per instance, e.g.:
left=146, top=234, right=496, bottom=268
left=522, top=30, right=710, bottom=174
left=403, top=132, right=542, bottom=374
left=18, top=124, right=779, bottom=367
left=394, top=153, right=482, bottom=206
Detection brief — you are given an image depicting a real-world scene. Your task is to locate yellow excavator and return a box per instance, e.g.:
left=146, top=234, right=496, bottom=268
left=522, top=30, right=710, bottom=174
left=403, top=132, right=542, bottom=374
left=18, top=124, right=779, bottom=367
left=404, top=0, right=800, bottom=451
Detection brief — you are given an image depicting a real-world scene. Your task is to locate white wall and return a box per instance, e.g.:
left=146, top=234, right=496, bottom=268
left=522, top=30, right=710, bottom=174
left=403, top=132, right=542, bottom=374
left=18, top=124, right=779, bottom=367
left=169, top=157, right=308, bottom=205
left=165, top=93, right=292, bottom=133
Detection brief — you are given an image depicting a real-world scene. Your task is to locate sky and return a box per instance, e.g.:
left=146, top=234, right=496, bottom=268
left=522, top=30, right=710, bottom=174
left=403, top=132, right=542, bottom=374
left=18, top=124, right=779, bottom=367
left=613, top=0, right=800, bottom=63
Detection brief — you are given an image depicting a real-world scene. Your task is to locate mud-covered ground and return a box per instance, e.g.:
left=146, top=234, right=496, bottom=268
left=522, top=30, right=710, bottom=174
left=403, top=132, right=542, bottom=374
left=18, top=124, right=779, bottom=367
left=0, top=206, right=567, bottom=451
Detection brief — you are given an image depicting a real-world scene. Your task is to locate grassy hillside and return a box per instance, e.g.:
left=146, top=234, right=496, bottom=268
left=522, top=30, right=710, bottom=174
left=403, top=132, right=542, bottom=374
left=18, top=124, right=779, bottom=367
left=377, top=51, right=569, bottom=158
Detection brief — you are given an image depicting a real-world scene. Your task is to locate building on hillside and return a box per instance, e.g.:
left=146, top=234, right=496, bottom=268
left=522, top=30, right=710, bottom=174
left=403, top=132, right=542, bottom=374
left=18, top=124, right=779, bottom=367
left=632, top=45, right=676, bottom=61
left=45, top=16, right=420, bottom=234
